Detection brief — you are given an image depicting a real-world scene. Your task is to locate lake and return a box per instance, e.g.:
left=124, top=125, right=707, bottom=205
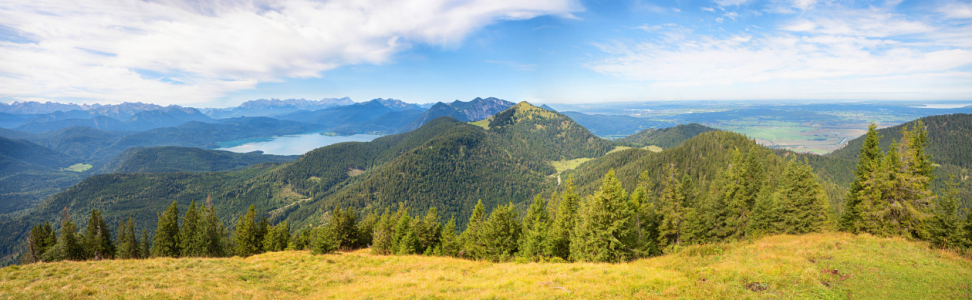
left=215, top=133, right=381, bottom=155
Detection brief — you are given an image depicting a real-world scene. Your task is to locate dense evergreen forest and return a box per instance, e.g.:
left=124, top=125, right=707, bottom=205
left=615, top=123, right=717, bottom=149
left=7, top=108, right=972, bottom=266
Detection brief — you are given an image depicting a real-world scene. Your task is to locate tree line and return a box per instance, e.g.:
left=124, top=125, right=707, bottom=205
left=22, top=120, right=971, bottom=264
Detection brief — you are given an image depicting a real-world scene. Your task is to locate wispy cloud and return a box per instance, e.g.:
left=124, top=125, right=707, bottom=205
left=938, top=2, right=972, bottom=19
left=587, top=6, right=972, bottom=100
left=702, top=7, right=716, bottom=12
left=0, top=0, right=581, bottom=105
left=485, top=60, right=537, bottom=71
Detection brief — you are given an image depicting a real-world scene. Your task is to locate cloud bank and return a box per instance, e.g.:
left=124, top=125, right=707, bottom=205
left=0, top=0, right=580, bottom=105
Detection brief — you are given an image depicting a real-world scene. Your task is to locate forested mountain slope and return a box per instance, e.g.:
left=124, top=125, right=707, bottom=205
left=616, top=123, right=717, bottom=149
left=400, top=97, right=514, bottom=132
left=105, top=147, right=297, bottom=173
left=0, top=103, right=612, bottom=262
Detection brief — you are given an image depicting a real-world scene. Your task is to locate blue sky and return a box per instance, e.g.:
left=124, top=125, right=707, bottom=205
left=0, top=0, right=970, bottom=107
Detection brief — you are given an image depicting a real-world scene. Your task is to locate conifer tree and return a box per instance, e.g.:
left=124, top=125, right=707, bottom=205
left=43, top=209, right=84, bottom=261
left=657, top=163, right=685, bottom=249
left=152, top=201, right=181, bottom=257
left=840, top=121, right=883, bottom=232
left=720, top=148, right=750, bottom=240
left=930, top=175, right=966, bottom=249
left=139, top=229, right=150, bottom=258
left=680, top=174, right=708, bottom=245
left=311, top=225, right=337, bottom=254
left=357, top=209, right=380, bottom=248
left=776, top=158, right=830, bottom=234
left=82, top=209, right=114, bottom=260
left=748, top=192, right=781, bottom=236
left=200, top=203, right=226, bottom=257
left=414, top=207, right=441, bottom=255
left=117, top=215, right=140, bottom=259
left=481, top=202, right=521, bottom=261
left=330, top=206, right=359, bottom=250
left=570, top=169, right=636, bottom=262
left=392, top=210, right=414, bottom=255
left=235, top=205, right=259, bottom=256
left=545, top=177, right=578, bottom=260
left=372, top=206, right=395, bottom=255
left=255, top=217, right=269, bottom=253
left=630, top=170, right=660, bottom=257
left=27, top=221, right=55, bottom=263
left=263, top=220, right=290, bottom=252
left=180, top=201, right=204, bottom=257
left=439, top=216, right=461, bottom=256
left=460, top=199, right=487, bottom=259
left=520, top=194, right=549, bottom=260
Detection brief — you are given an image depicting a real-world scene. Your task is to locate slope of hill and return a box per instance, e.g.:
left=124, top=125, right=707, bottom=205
left=3, top=233, right=968, bottom=299
left=0, top=103, right=610, bottom=260
left=12, top=106, right=214, bottom=133
left=616, top=123, right=718, bottom=149
left=0, top=136, right=85, bottom=216
left=401, top=97, right=515, bottom=132
left=278, top=99, right=425, bottom=134
left=829, top=113, right=972, bottom=169
left=105, top=147, right=297, bottom=173
left=0, top=136, right=76, bottom=170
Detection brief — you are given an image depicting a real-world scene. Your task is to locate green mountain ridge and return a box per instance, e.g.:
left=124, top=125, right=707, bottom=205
left=616, top=123, right=718, bottom=149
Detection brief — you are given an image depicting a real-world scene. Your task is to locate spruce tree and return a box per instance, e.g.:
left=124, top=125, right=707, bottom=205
left=82, top=209, right=114, bottom=260
left=140, top=229, right=150, bottom=258
left=545, top=176, right=578, bottom=260
left=930, top=175, right=965, bottom=249
left=152, top=201, right=181, bottom=257
left=630, top=172, right=660, bottom=257
left=372, top=206, right=395, bottom=255
left=439, top=216, right=461, bottom=256
left=481, top=202, right=521, bottom=261
left=520, top=194, right=549, bottom=260
left=117, top=215, right=140, bottom=259
left=255, top=217, right=269, bottom=253
left=200, top=204, right=226, bottom=257
left=748, top=192, right=781, bottom=236
left=180, top=201, right=204, bottom=257
left=657, top=163, right=685, bottom=249
left=776, top=158, right=830, bottom=234
left=392, top=210, right=414, bottom=255
left=235, top=205, right=259, bottom=256
left=27, top=221, right=55, bottom=263
left=460, top=199, right=487, bottom=259
left=415, top=207, right=441, bottom=255
left=44, top=209, right=84, bottom=261
left=330, top=206, right=359, bottom=250
left=570, top=169, right=636, bottom=262
left=840, top=121, right=882, bottom=232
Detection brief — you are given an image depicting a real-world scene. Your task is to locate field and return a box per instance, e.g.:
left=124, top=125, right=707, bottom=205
left=3, top=233, right=970, bottom=299
left=710, top=121, right=870, bottom=154
left=549, top=158, right=592, bottom=173
left=61, top=163, right=92, bottom=172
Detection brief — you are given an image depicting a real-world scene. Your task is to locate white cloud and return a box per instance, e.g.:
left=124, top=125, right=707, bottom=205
left=715, top=0, right=751, bottom=6
left=673, top=8, right=681, bottom=12
left=0, top=0, right=581, bottom=105
left=586, top=9, right=972, bottom=100
left=939, top=2, right=972, bottom=19
left=702, top=7, right=716, bottom=12
left=716, top=17, right=725, bottom=23
left=724, top=12, right=739, bottom=20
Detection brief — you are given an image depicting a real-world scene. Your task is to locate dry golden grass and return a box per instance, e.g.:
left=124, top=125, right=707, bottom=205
left=2, top=233, right=970, bottom=299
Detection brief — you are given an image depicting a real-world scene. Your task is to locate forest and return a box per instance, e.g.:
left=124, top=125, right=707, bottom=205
left=21, top=119, right=972, bottom=265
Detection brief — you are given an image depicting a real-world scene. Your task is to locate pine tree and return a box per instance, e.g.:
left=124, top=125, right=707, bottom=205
left=776, top=158, right=830, bottom=234
left=152, top=201, right=181, bottom=257
left=480, top=202, right=521, bottom=261
left=840, top=121, right=883, bottom=232
left=255, top=217, right=269, bottom=253
left=357, top=209, right=380, bottom=248
left=545, top=176, right=578, bottom=260
left=312, top=225, right=337, bottom=254
left=235, top=205, right=259, bottom=257
left=657, top=163, right=686, bottom=249
left=748, top=192, right=781, bottom=236
left=570, top=169, right=636, bottom=262
left=930, top=175, right=966, bottom=249
left=460, top=199, right=487, bottom=259
left=330, top=206, right=359, bottom=250
left=520, top=194, right=549, bottom=260
left=180, top=201, right=204, bottom=257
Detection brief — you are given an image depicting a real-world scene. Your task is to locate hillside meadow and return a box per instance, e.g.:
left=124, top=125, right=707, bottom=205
left=2, top=233, right=969, bottom=299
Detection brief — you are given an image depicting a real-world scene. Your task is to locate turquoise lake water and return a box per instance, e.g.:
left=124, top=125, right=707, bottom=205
left=216, top=133, right=381, bottom=155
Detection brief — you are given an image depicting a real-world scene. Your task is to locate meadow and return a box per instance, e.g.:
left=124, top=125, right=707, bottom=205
left=2, top=233, right=969, bottom=299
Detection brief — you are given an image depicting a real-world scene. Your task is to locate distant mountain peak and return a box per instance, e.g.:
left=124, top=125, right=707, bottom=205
left=399, top=97, right=514, bottom=132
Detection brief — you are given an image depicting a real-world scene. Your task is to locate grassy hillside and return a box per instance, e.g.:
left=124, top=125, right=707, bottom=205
left=617, top=123, right=718, bottom=149
left=3, top=233, right=969, bottom=299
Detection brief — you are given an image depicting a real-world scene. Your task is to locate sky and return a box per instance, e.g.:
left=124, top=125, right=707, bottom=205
left=0, top=0, right=970, bottom=107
